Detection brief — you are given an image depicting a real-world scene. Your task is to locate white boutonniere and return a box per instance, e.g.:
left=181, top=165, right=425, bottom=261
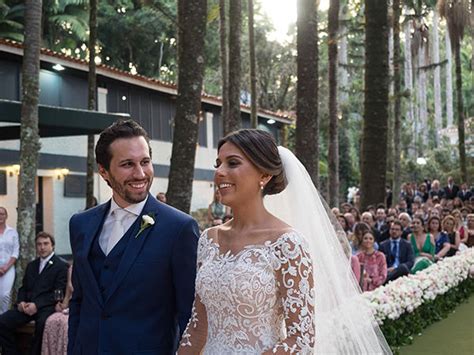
left=48, top=260, right=54, bottom=266
left=135, top=213, right=155, bottom=239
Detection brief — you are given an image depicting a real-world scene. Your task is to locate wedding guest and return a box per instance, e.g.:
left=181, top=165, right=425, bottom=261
left=429, top=180, right=444, bottom=200
left=351, top=222, right=371, bottom=255
left=427, top=216, right=450, bottom=260
left=156, top=192, right=167, bottom=204
left=398, top=212, right=412, bottom=239
left=457, top=182, right=472, bottom=202
left=343, top=212, right=356, bottom=232
left=41, top=265, right=73, bottom=355
left=443, top=176, right=459, bottom=200
left=207, top=190, right=228, bottom=226
left=357, top=232, right=387, bottom=292
left=379, top=220, right=414, bottom=283
left=0, top=232, right=68, bottom=355
left=0, top=207, right=19, bottom=314
left=442, top=215, right=461, bottom=257
left=409, top=217, right=435, bottom=274
left=465, top=213, right=474, bottom=248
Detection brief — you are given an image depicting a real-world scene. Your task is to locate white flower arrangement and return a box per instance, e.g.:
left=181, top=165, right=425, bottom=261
left=362, top=248, right=474, bottom=324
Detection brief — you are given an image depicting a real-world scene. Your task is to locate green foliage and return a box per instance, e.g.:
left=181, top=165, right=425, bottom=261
left=0, top=0, right=24, bottom=41
left=381, top=278, right=474, bottom=353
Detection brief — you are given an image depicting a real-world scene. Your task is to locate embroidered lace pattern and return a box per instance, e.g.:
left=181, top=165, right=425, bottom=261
left=180, top=229, right=315, bottom=354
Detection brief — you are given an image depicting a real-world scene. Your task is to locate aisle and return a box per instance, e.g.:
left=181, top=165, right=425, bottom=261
left=399, top=294, right=474, bottom=354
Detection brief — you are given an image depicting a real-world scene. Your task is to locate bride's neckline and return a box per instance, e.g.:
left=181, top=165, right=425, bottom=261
left=203, top=228, right=296, bottom=259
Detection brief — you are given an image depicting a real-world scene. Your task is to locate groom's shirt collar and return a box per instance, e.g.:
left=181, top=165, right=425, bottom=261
left=109, top=196, right=148, bottom=218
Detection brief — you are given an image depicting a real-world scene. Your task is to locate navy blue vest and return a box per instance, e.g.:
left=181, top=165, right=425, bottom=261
left=88, top=226, right=134, bottom=299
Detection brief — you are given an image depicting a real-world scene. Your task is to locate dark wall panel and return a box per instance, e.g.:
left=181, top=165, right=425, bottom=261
left=39, top=70, right=61, bottom=106
left=61, top=74, right=88, bottom=109
left=0, top=60, right=19, bottom=100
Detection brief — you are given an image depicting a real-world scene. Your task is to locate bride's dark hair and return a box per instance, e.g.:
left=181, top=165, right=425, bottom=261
left=218, top=129, right=287, bottom=195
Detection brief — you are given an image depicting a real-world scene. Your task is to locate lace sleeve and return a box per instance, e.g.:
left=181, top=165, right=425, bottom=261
left=178, top=233, right=209, bottom=354
left=271, top=233, right=315, bottom=354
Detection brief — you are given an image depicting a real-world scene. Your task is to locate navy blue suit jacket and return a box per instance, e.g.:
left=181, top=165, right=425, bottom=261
left=67, top=195, right=199, bottom=355
left=379, top=238, right=415, bottom=271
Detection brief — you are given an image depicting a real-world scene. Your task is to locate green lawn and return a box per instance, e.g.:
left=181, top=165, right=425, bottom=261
left=399, top=294, right=474, bottom=355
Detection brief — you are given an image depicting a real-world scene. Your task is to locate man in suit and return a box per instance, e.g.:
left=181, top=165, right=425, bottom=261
left=443, top=176, right=459, bottom=200
left=0, top=232, right=68, bottom=355
left=457, top=182, right=472, bottom=202
left=379, top=220, right=415, bottom=283
left=68, top=120, right=199, bottom=355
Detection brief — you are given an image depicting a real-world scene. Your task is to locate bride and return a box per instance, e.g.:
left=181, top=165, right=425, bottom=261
left=178, top=129, right=391, bottom=354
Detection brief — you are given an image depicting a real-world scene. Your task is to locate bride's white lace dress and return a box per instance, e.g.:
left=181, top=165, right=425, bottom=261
left=180, top=229, right=315, bottom=354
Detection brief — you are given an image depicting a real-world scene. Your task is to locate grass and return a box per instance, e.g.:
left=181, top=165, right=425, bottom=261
left=399, top=294, right=474, bottom=355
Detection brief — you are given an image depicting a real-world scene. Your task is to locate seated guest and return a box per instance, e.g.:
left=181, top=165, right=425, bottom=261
left=443, top=176, right=459, bottom=200
left=465, top=213, right=474, bottom=248
left=361, top=212, right=383, bottom=244
left=0, top=232, right=68, bottom=355
left=442, top=215, right=461, bottom=257
left=398, top=212, right=412, bottom=239
left=41, top=265, right=73, bottom=355
left=343, top=212, right=356, bottom=232
left=357, top=232, right=387, bottom=292
left=409, top=217, right=435, bottom=274
left=379, top=220, right=415, bottom=283
left=156, top=192, right=167, bottom=204
left=351, top=222, right=371, bottom=255
left=428, top=216, right=451, bottom=260
left=457, top=182, right=472, bottom=202
left=429, top=179, right=445, bottom=200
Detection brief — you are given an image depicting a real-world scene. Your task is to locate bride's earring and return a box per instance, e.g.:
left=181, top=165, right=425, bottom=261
left=260, top=181, right=264, bottom=191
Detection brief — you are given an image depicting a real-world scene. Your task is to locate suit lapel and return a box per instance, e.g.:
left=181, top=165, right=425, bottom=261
left=105, top=195, right=159, bottom=303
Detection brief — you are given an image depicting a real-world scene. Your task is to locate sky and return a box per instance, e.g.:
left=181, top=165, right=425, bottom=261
left=259, top=0, right=330, bottom=43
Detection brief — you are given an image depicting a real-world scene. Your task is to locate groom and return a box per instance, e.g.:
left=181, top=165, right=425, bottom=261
left=68, top=120, right=199, bottom=355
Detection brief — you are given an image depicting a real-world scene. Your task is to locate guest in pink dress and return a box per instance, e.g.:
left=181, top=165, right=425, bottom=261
left=357, top=232, right=387, bottom=292
left=41, top=265, right=73, bottom=355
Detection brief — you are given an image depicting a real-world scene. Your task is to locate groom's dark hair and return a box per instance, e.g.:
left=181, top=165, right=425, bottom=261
left=96, top=119, right=152, bottom=170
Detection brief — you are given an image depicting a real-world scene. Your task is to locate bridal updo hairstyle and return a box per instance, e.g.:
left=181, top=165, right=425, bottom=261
left=218, top=129, right=287, bottom=196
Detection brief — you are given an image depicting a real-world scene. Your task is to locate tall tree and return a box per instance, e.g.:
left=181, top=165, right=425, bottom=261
left=392, top=0, right=402, bottom=205
left=403, top=20, right=416, bottom=157
left=432, top=9, right=442, bottom=142
left=86, top=0, right=98, bottom=210
left=166, top=0, right=207, bottom=213
left=360, top=0, right=389, bottom=210
left=226, top=0, right=242, bottom=134
left=219, top=0, right=229, bottom=128
left=248, top=0, right=258, bottom=128
left=445, top=27, right=454, bottom=127
left=439, top=0, right=469, bottom=182
left=296, top=0, right=319, bottom=185
left=328, top=0, right=340, bottom=207
left=16, top=0, right=42, bottom=284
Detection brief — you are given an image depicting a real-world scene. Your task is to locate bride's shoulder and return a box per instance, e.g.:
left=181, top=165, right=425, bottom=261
left=272, top=228, right=309, bottom=250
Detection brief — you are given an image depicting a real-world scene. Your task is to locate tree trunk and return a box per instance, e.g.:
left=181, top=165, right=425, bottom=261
left=454, top=46, right=467, bottom=182
left=392, top=0, right=402, bottom=207
left=338, top=4, right=349, bottom=108
left=387, top=23, right=394, bottom=181
left=248, top=0, right=258, bottom=128
left=417, top=44, right=427, bottom=152
left=445, top=29, right=454, bottom=127
left=166, top=0, right=207, bottom=213
left=86, top=0, right=98, bottom=210
left=360, top=0, right=389, bottom=210
left=296, top=0, right=319, bottom=185
left=328, top=0, right=340, bottom=207
left=15, top=0, right=42, bottom=287
left=219, top=0, right=229, bottom=129
left=403, top=21, right=416, bottom=157
left=226, top=0, right=242, bottom=134
left=432, top=10, right=442, bottom=143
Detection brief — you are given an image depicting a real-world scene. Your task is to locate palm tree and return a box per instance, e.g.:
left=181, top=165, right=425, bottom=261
left=0, top=1, right=24, bottom=41
left=438, top=0, right=470, bottom=182
left=392, top=0, right=402, bottom=205
left=296, top=0, right=319, bottom=185
left=328, top=0, right=340, bottom=207
left=166, top=0, right=207, bottom=213
left=360, top=0, right=389, bottom=210
left=86, top=0, right=98, bottom=210
left=16, top=0, right=42, bottom=285
left=226, top=0, right=242, bottom=134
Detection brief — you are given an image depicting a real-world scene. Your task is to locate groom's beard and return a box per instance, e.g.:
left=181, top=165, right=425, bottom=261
left=107, top=174, right=153, bottom=204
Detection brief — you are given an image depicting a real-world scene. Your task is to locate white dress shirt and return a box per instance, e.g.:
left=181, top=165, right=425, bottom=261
left=39, top=252, right=55, bottom=274
left=98, top=196, right=148, bottom=254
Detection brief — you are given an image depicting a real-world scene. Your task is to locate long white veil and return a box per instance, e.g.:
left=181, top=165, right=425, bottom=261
left=264, top=147, right=392, bottom=354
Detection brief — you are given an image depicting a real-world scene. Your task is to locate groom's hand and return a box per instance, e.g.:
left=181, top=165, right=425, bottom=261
left=17, top=301, right=26, bottom=313
left=23, top=302, right=38, bottom=316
